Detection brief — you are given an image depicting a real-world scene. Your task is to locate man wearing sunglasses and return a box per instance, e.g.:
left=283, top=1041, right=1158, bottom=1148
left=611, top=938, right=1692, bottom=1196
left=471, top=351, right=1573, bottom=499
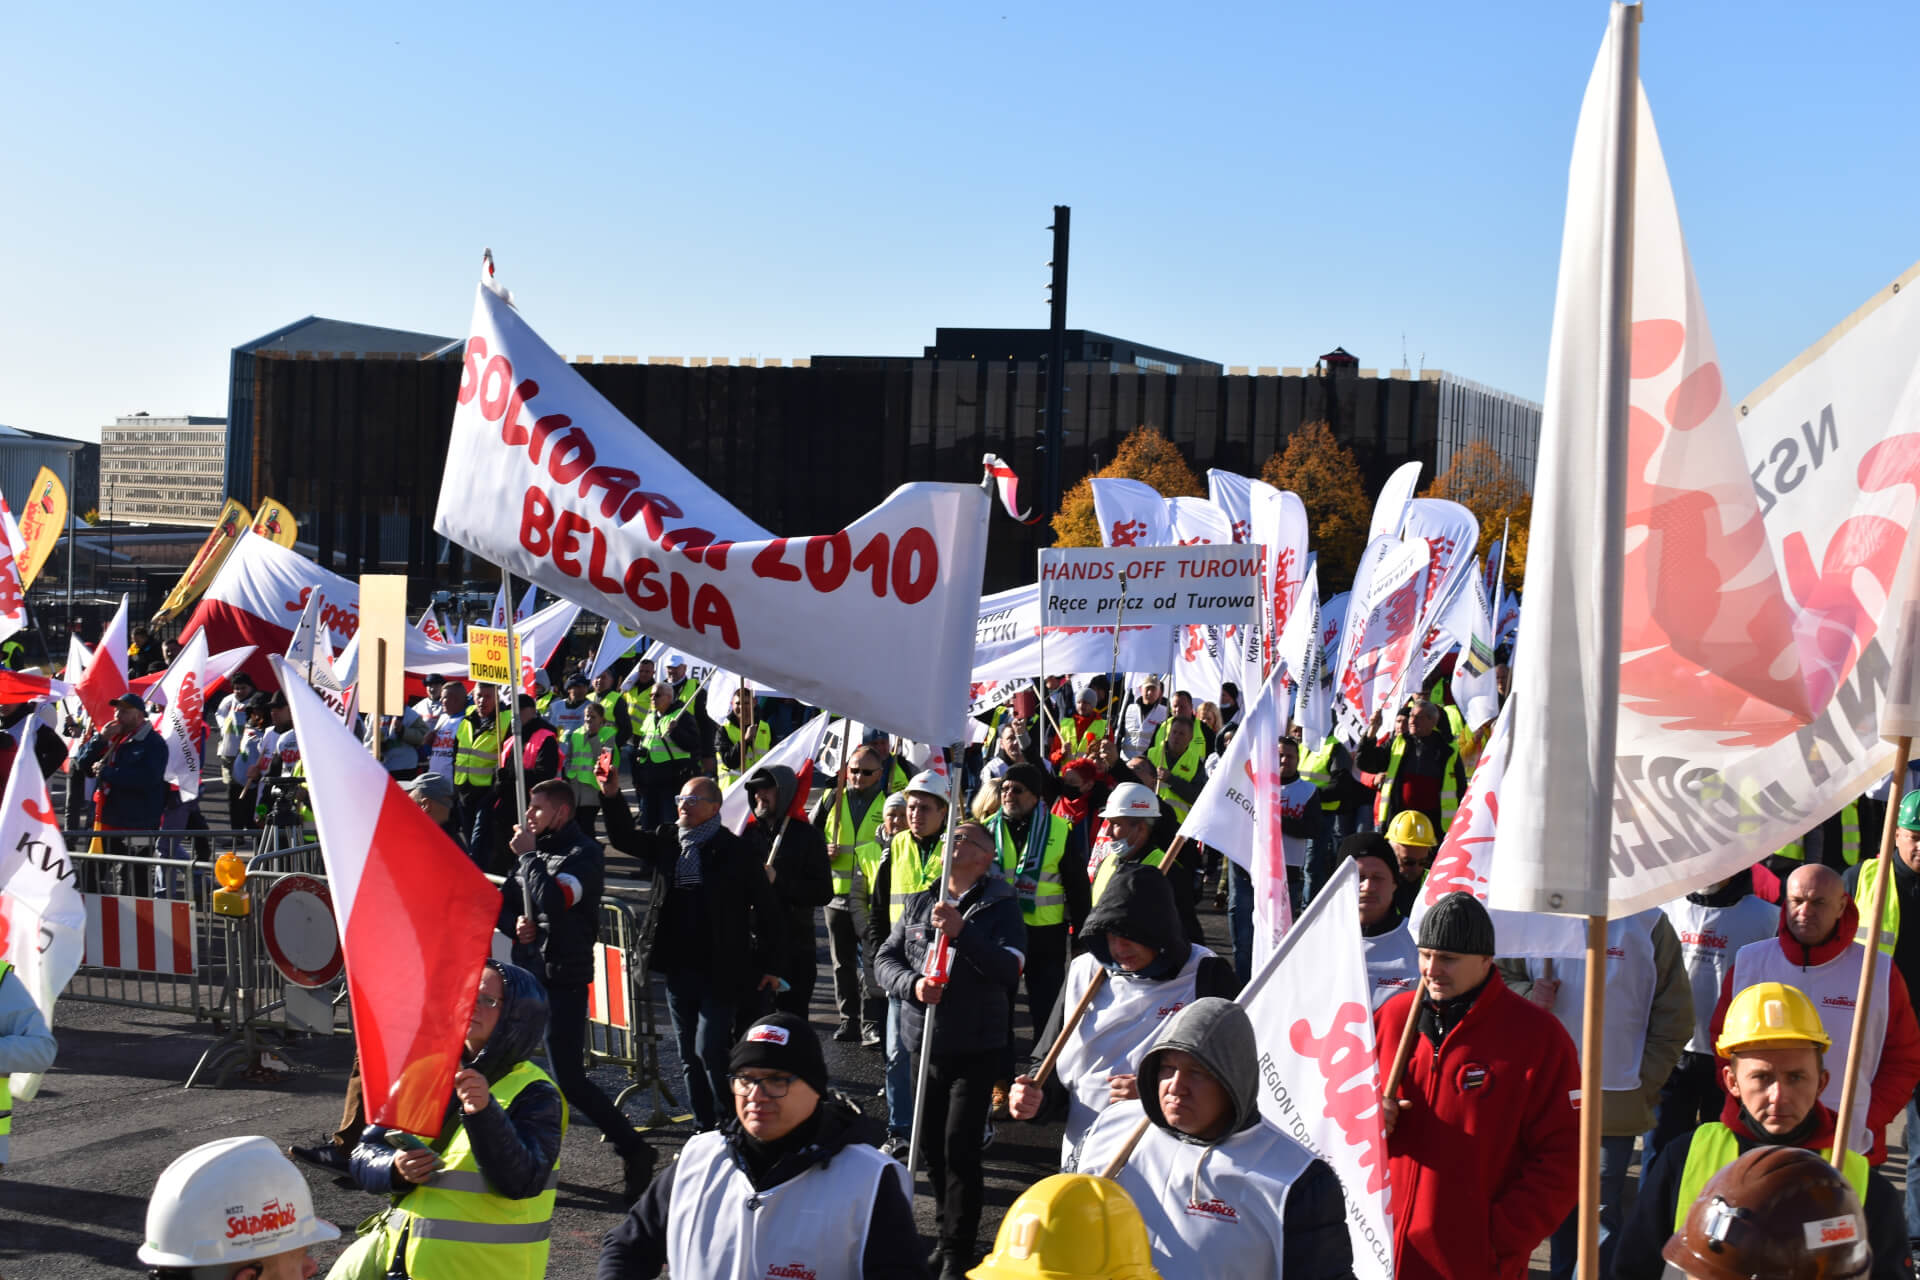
left=598, top=1013, right=921, bottom=1279
left=816, top=745, right=894, bottom=1048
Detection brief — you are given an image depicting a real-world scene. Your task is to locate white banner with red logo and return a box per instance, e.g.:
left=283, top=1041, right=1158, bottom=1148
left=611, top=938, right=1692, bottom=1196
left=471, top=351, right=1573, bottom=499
left=1278, top=563, right=1331, bottom=746
left=1409, top=706, right=1586, bottom=957
left=433, top=277, right=990, bottom=747
left=1368, top=461, right=1422, bottom=543
left=1241, top=859, right=1393, bottom=1280
left=0, top=502, right=29, bottom=646
left=180, top=532, right=360, bottom=689
left=1090, top=478, right=1173, bottom=550
left=969, top=584, right=1174, bottom=684
left=1332, top=538, right=1432, bottom=744
left=0, top=742, right=84, bottom=1099
left=1402, top=499, right=1481, bottom=689
left=1493, top=20, right=1920, bottom=916
left=156, top=631, right=210, bottom=801
left=1165, top=497, right=1241, bottom=706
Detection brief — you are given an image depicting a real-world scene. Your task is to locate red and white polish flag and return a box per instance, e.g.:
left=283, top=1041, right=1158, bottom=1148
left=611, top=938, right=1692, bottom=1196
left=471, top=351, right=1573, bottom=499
left=274, top=654, right=504, bottom=1135
left=982, top=454, right=1036, bottom=524
left=0, top=740, right=85, bottom=1100
left=74, top=594, right=131, bottom=727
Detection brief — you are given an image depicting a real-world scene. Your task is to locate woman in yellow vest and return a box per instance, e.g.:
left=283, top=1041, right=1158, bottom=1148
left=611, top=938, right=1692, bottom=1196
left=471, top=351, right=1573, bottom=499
left=327, top=961, right=565, bottom=1280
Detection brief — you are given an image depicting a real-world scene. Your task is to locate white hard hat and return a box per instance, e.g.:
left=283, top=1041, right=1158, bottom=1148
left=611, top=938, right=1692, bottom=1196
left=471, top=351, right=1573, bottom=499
left=1100, top=781, right=1161, bottom=821
left=905, top=770, right=950, bottom=803
left=1465, top=695, right=1499, bottom=730
left=138, top=1135, right=339, bottom=1268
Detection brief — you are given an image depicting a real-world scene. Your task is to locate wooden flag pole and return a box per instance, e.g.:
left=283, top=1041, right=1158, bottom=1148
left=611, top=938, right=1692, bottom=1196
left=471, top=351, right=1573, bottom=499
left=1832, top=734, right=1912, bottom=1168
left=1030, top=970, right=1109, bottom=1088
left=1099, top=1114, right=1153, bottom=1179
left=1382, top=987, right=1426, bottom=1099
left=1576, top=914, right=1610, bottom=1280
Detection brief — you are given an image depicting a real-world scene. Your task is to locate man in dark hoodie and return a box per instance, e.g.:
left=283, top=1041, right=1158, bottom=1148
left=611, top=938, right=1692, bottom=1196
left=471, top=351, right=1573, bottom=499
left=596, top=1013, right=927, bottom=1279
left=329, top=960, right=564, bottom=1279
left=876, top=820, right=1025, bottom=1280
left=1008, top=862, right=1236, bottom=1167
left=1074, top=997, right=1355, bottom=1279
left=740, top=763, right=833, bottom=1026
left=1611, top=980, right=1912, bottom=1280
left=501, top=777, right=654, bottom=1196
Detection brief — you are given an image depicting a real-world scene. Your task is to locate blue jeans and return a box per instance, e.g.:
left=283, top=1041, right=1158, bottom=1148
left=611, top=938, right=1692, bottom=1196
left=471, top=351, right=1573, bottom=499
left=664, top=967, right=735, bottom=1129
left=1227, top=863, right=1255, bottom=987
left=885, top=997, right=914, bottom=1137
left=1547, top=1133, right=1633, bottom=1279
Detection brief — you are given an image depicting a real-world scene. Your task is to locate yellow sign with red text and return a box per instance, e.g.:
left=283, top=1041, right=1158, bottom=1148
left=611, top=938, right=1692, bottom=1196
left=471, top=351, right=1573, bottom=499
left=467, top=626, right=513, bottom=685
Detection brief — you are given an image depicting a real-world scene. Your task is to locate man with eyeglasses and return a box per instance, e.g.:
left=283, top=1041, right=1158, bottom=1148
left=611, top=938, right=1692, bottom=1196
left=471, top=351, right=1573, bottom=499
left=599, top=772, right=785, bottom=1134
left=877, top=820, right=1026, bottom=1280
left=816, top=744, right=894, bottom=1047
left=597, top=1013, right=922, bottom=1279
left=868, top=771, right=953, bottom=1157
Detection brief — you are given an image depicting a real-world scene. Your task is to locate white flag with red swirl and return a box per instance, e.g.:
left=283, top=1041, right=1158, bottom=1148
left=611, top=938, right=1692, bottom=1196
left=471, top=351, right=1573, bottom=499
left=1241, top=859, right=1393, bottom=1280
left=156, top=630, right=211, bottom=801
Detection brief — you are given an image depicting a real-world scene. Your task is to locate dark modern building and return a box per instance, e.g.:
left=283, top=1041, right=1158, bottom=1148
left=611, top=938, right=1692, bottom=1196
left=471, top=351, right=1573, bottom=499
left=233, top=321, right=1538, bottom=594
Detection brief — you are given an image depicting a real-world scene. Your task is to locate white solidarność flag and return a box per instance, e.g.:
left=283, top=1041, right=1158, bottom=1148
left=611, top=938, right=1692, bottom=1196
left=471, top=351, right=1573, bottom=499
left=1278, top=563, right=1331, bottom=747
left=969, top=584, right=1174, bottom=684
left=1333, top=539, right=1432, bottom=744
left=434, top=272, right=990, bottom=747
left=0, top=742, right=85, bottom=1099
left=1166, top=497, right=1240, bottom=706
left=1368, top=461, right=1421, bottom=544
left=156, top=630, right=211, bottom=800
left=1091, top=478, right=1173, bottom=550
left=1493, top=10, right=1920, bottom=915
left=1242, top=859, right=1393, bottom=1280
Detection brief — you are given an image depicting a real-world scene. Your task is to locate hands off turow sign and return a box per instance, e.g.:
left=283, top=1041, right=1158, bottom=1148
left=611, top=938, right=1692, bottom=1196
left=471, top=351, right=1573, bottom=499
left=1038, top=545, right=1262, bottom=627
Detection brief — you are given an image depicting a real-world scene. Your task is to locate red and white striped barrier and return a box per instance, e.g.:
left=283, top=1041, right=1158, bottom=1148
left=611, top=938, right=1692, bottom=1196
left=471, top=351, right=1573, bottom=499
left=83, top=894, right=197, bottom=975
left=586, top=940, right=629, bottom=1031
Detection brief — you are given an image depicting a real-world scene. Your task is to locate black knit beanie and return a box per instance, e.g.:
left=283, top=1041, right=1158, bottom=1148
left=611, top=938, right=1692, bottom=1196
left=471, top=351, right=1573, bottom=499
left=1416, top=891, right=1496, bottom=956
left=729, top=1012, right=830, bottom=1097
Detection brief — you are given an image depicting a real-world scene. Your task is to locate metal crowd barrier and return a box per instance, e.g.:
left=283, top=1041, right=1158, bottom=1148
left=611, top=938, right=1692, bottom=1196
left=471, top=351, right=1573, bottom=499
left=589, top=895, right=678, bottom=1124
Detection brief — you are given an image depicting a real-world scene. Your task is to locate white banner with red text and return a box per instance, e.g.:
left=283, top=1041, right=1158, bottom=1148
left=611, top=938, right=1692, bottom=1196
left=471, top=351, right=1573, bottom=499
left=1038, top=545, right=1263, bottom=628
left=969, top=583, right=1175, bottom=684
left=433, top=277, right=990, bottom=746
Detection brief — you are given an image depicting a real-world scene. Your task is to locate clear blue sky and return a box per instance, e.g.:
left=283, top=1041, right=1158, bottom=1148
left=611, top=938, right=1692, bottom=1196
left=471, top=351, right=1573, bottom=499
left=4, top=2, right=1914, bottom=444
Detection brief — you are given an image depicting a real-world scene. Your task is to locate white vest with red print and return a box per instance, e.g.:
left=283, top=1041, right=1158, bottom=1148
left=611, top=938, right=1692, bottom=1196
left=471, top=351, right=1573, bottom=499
left=1051, top=947, right=1213, bottom=1169
left=664, top=1129, right=906, bottom=1280
left=1526, top=910, right=1661, bottom=1094
left=1075, top=1100, right=1309, bottom=1280
left=1660, top=893, right=1781, bottom=1053
left=1729, top=932, right=1890, bottom=1156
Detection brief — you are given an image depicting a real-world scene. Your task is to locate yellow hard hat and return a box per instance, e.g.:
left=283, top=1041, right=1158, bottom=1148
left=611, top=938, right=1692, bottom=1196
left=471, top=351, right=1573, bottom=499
left=1717, top=981, right=1831, bottom=1056
left=1385, top=810, right=1438, bottom=847
left=970, top=1174, right=1162, bottom=1280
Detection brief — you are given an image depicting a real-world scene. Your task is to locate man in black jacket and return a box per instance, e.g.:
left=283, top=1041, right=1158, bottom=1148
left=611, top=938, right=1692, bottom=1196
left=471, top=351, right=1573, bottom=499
left=877, top=821, right=1026, bottom=1280
left=741, top=763, right=833, bottom=1027
left=502, top=778, right=653, bottom=1194
left=596, top=1013, right=927, bottom=1279
left=601, top=771, right=784, bottom=1132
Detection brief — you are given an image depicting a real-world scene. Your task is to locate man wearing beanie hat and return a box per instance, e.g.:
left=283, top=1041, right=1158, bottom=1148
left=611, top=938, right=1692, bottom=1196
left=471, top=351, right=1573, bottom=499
left=989, top=761, right=1088, bottom=1058
left=1373, top=891, right=1581, bottom=1280
left=597, top=1012, right=924, bottom=1279
left=1075, top=998, right=1355, bottom=1279
left=1344, top=832, right=1419, bottom=1009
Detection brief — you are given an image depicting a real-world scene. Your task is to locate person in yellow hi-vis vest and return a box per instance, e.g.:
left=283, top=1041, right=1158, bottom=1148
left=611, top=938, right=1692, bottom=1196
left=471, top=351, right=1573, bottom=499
left=815, top=743, right=894, bottom=1048
left=1144, top=717, right=1206, bottom=826
left=0, top=959, right=56, bottom=1172
left=327, top=960, right=564, bottom=1280
left=868, top=770, right=949, bottom=1158
left=1609, top=981, right=1908, bottom=1278
left=454, top=684, right=504, bottom=865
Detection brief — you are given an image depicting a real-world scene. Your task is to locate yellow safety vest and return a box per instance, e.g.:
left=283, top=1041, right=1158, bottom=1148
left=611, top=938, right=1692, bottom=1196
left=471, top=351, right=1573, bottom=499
left=1057, top=716, right=1109, bottom=760
left=994, top=812, right=1071, bottom=927
left=1854, top=856, right=1902, bottom=956
left=823, top=788, right=888, bottom=898
left=717, top=720, right=772, bottom=789
left=1146, top=735, right=1206, bottom=823
left=381, top=1059, right=565, bottom=1280
left=1091, top=846, right=1172, bottom=907
left=1675, top=1123, right=1866, bottom=1231
left=1299, top=743, right=1341, bottom=812
left=563, top=724, right=618, bottom=787
left=454, top=715, right=501, bottom=787
left=887, top=831, right=944, bottom=925
left=1838, top=802, right=1863, bottom=868
left=0, top=962, right=11, bottom=1139
left=1372, top=736, right=1461, bottom=831
left=638, top=705, right=692, bottom=765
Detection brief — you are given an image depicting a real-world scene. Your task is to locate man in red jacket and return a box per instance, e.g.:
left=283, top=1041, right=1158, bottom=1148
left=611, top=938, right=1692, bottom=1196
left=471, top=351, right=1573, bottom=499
left=1709, top=861, right=1920, bottom=1165
left=1376, top=892, right=1580, bottom=1280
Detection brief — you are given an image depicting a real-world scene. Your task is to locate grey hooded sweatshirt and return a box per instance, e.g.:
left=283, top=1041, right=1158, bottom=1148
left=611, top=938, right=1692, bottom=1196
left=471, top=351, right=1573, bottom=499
left=1088, top=997, right=1356, bottom=1278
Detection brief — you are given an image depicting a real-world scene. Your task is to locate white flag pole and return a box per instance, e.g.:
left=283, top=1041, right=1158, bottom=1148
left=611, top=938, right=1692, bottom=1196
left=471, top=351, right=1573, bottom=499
left=1574, top=6, right=1639, bottom=1275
